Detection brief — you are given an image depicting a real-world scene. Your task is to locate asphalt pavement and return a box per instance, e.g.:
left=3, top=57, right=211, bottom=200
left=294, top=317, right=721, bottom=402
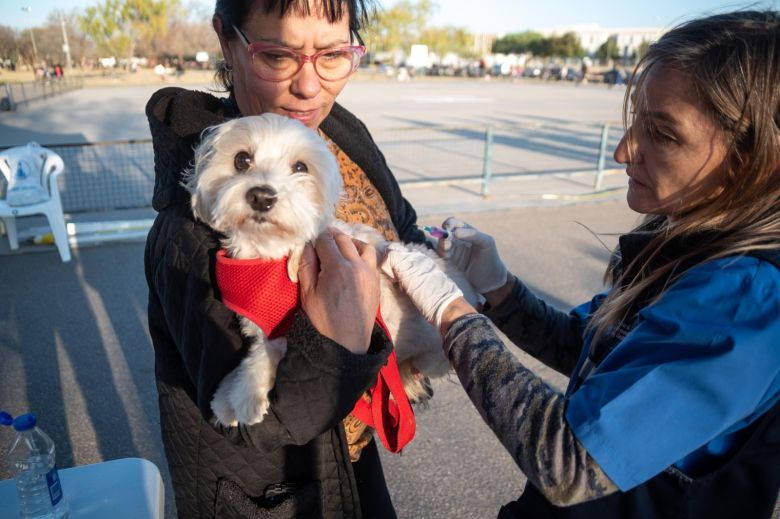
left=0, top=196, right=638, bottom=519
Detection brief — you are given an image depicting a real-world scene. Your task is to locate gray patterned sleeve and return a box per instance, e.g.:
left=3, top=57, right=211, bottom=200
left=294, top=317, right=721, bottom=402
left=484, top=277, right=583, bottom=376
left=444, top=313, right=618, bottom=506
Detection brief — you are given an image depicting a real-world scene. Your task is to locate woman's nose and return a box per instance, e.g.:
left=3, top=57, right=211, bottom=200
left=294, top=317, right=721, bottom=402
left=614, top=131, right=636, bottom=164
left=291, top=62, right=322, bottom=98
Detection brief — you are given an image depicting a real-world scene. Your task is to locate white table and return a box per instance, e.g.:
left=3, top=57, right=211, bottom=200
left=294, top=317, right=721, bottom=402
left=0, top=457, right=164, bottom=518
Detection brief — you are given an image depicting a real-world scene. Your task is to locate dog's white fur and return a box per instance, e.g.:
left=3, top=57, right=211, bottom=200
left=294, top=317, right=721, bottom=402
left=185, top=113, right=477, bottom=426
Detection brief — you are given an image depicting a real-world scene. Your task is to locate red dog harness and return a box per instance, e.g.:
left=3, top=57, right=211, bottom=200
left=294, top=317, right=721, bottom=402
left=215, top=250, right=415, bottom=453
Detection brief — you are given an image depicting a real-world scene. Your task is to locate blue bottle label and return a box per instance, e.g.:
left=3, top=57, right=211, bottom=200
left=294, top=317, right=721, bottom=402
left=46, top=466, right=63, bottom=506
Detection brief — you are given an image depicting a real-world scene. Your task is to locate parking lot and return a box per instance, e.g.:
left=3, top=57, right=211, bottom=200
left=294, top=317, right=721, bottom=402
left=1, top=77, right=776, bottom=518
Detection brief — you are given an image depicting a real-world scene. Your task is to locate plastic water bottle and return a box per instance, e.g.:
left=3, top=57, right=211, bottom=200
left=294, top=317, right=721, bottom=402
left=7, top=414, right=69, bottom=519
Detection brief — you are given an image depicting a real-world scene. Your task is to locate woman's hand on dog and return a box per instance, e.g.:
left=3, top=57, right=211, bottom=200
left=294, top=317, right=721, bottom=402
left=299, top=228, right=381, bottom=354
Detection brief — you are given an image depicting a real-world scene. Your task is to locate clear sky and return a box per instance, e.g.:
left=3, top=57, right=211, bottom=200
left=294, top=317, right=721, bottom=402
left=5, top=0, right=778, bottom=32
left=397, top=0, right=778, bottom=33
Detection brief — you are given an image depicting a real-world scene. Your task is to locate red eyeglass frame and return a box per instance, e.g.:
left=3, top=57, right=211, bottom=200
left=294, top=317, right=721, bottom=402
left=233, top=25, right=366, bottom=82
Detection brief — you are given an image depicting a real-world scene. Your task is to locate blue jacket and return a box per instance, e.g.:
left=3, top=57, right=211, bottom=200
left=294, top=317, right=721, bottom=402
left=523, top=230, right=780, bottom=518
left=566, top=252, right=780, bottom=488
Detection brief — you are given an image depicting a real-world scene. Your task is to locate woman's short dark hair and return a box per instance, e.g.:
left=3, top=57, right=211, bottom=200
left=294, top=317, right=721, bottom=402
left=214, top=0, right=375, bottom=90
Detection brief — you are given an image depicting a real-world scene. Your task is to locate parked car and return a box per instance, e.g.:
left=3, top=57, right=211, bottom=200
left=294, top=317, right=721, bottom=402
left=522, top=66, right=542, bottom=78
left=565, top=68, right=583, bottom=81
left=548, top=66, right=563, bottom=80
left=602, top=67, right=627, bottom=85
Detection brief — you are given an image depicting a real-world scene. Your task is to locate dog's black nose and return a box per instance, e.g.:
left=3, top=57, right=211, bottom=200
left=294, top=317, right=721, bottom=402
left=246, top=186, right=277, bottom=212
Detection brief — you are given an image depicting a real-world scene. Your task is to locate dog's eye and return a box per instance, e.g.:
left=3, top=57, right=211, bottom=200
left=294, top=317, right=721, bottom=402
left=234, top=151, right=252, bottom=172
left=291, top=161, right=308, bottom=174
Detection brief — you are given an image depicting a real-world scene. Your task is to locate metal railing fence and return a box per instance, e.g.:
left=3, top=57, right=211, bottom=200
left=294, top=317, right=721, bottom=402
left=1, top=76, right=85, bottom=111
left=370, top=119, right=623, bottom=192
left=0, top=119, right=623, bottom=215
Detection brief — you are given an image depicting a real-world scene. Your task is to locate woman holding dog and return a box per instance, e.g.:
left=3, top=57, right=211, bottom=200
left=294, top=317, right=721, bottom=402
left=145, top=0, right=424, bottom=517
left=384, top=10, right=780, bottom=518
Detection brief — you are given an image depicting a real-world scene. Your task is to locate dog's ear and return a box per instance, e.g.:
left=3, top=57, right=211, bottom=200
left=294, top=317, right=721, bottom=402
left=182, top=165, right=215, bottom=227
left=194, top=123, right=225, bottom=167
left=190, top=187, right=215, bottom=228
left=185, top=123, right=230, bottom=227
left=181, top=165, right=197, bottom=196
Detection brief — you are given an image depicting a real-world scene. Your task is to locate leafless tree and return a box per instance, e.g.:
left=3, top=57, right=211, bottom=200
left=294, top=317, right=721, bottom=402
left=0, top=25, right=16, bottom=64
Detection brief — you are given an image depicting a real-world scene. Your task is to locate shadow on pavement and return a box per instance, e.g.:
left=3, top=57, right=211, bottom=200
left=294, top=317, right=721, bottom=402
left=0, top=242, right=176, bottom=517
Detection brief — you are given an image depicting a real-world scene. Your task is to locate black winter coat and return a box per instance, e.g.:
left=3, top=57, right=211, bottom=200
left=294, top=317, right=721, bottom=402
left=144, top=87, right=425, bottom=518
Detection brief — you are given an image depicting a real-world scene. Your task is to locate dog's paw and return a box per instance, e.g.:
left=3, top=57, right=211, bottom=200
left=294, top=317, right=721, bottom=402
left=211, top=376, right=239, bottom=427
left=398, top=359, right=439, bottom=405
left=212, top=337, right=283, bottom=426
left=211, top=368, right=273, bottom=426
left=230, top=391, right=271, bottom=426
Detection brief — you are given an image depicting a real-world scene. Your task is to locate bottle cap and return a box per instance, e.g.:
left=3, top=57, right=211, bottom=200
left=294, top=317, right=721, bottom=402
left=0, top=411, right=12, bottom=426
left=12, top=413, right=36, bottom=432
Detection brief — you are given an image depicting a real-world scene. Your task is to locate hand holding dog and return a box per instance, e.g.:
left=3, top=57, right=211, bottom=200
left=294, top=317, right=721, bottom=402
left=299, top=228, right=380, bottom=354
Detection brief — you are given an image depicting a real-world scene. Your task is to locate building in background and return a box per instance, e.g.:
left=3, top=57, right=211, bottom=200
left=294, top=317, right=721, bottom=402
left=538, top=24, right=663, bottom=57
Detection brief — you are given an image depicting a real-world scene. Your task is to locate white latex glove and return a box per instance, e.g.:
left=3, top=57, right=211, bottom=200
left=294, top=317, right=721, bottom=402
left=436, top=217, right=508, bottom=294
left=382, top=244, right=464, bottom=331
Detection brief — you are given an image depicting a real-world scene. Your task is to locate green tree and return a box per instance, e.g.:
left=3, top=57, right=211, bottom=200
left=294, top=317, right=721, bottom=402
left=80, top=0, right=130, bottom=58
left=634, top=40, right=651, bottom=60
left=491, top=31, right=543, bottom=54
left=528, top=37, right=552, bottom=58
left=79, top=0, right=181, bottom=65
left=596, top=37, right=621, bottom=62
left=549, top=32, right=584, bottom=58
left=419, top=25, right=474, bottom=59
left=365, top=0, right=437, bottom=55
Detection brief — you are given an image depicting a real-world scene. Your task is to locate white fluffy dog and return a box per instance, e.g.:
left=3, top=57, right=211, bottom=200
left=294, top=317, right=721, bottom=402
left=185, top=113, right=476, bottom=426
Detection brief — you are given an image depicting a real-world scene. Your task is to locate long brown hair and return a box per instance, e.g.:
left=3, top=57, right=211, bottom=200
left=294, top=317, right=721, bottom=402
left=588, top=10, right=780, bottom=343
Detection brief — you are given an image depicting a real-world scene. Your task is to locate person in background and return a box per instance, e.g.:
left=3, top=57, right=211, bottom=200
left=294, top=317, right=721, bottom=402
left=383, top=10, right=780, bottom=518
left=144, top=0, right=425, bottom=517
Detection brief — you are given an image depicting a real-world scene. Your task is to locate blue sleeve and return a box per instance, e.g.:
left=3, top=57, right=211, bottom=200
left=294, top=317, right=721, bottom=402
left=565, top=257, right=780, bottom=491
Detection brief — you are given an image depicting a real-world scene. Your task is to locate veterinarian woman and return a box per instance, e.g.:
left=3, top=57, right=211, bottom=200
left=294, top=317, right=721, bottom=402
left=383, top=10, right=780, bottom=518
left=144, top=0, right=426, bottom=517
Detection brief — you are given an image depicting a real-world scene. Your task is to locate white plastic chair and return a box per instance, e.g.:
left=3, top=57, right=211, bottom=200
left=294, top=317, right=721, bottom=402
left=0, top=142, right=71, bottom=262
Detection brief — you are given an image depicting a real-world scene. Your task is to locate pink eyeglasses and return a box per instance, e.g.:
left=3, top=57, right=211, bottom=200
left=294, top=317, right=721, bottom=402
left=233, top=25, right=366, bottom=82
